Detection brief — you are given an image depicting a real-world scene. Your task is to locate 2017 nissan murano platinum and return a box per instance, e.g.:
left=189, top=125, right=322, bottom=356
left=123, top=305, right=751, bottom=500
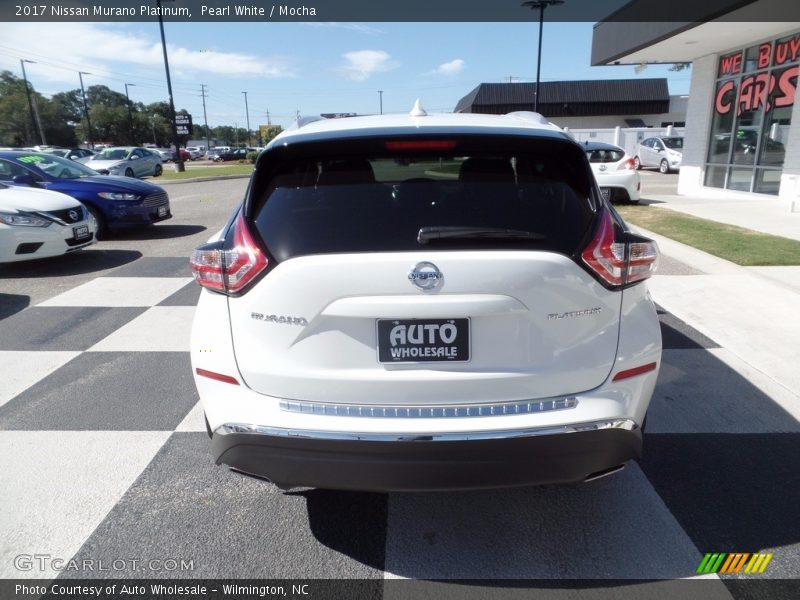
left=190, top=106, right=662, bottom=492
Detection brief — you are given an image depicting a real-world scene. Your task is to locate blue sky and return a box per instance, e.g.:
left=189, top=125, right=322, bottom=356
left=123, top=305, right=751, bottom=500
left=0, top=21, right=692, bottom=129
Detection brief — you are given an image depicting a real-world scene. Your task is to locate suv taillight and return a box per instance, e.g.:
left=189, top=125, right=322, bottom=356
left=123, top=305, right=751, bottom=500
left=190, top=212, right=268, bottom=295
left=581, top=210, right=659, bottom=287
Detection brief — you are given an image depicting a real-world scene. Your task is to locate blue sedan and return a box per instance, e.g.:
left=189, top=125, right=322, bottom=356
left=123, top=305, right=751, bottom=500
left=0, top=151, right=171, bottom=237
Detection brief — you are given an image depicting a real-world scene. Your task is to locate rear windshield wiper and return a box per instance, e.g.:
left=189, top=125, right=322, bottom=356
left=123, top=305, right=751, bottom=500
left=417, top=226, right=544, bottom=244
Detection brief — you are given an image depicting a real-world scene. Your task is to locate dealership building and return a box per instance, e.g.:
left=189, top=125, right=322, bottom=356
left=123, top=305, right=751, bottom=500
left=592, top=3, right=800, bottom=198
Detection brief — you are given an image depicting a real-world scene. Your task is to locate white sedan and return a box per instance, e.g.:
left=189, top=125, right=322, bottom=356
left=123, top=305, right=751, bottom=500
left=0, top=184, right=96, bottom=263
left=584, top=142, right=641, bottom=204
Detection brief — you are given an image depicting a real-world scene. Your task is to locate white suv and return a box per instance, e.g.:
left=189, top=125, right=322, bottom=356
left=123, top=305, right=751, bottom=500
left=190, top=108, right=661, bottom=492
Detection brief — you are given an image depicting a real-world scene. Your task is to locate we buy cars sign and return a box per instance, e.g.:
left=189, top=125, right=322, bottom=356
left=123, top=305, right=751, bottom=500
left=175, top=114, right=193, bottom=136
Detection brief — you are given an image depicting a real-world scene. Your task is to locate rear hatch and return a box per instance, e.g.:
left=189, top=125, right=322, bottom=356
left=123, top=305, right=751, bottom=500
left=228, top=134, right=621, bottom=405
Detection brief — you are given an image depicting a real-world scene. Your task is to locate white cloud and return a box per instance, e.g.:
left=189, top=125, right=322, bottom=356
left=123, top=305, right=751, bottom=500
left=0, top=23, right=294, bottom=85
left=336, top=50, right=397, bottom=82
left=431, top=59, right=465, bottom=76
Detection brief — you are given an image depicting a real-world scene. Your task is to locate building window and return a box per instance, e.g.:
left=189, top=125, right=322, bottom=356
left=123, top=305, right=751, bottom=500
left=705, top=32, right=799, bottom=195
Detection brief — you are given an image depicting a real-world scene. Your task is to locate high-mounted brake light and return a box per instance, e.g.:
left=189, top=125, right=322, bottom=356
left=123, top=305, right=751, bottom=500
left=581, top=210, right=659, bottom=287
left=190, top=212, right=268, bottom=295
left=385, top=140, right=457, bottom=151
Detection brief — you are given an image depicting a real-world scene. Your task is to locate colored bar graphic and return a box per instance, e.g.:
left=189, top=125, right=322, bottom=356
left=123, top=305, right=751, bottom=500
left=699, top=552, right=773, bottom=574
left=720, top=553, right=750, bottom=573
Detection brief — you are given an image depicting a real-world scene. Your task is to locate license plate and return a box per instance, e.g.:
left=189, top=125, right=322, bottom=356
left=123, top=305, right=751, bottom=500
left=376, top=318, right=470, bottom=363
left=157, top=206, right=168, bottom=217
left=73, top=225, right=89, bottom=239
left=600, top=188, right=611, bottom=200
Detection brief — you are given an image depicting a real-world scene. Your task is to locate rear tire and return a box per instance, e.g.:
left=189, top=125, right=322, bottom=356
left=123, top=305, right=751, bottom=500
left=154, top=164, right=163, bottom=177
left=633, top=156, right=641, bottom=170
left=659, top=159, right=670, bottom=174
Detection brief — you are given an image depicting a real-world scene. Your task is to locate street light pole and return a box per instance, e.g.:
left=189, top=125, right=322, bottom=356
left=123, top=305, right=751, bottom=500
left=200, top=84, right=210, bottom=154
left=124, top=83, right=136, bottom=144
left=19, top=59, right=38, bottom=145
left=78, top=71, right=94, bottom=149
left=156, top=0, right=184, bottom=171
left=242, top=91, right=251, bottom=147
left=522, top=0, right=564, bottom=114
left=378, top=90, right=383, bottom=115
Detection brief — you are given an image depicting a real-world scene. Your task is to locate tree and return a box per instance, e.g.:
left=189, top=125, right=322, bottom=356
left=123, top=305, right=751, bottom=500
left=0, top=71, right=78, bottom=147
left=0, top=70, right=34, bottom=146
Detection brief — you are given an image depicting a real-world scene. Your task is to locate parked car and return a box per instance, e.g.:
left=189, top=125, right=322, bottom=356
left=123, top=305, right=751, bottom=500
left=584, top=141, right=641, bottom=204
left=210, top=148, right=250, bottom=162
left=189, top=109, right=662, bottom=492
left=634, top=136, right=684, bottom=173
left=0, top=182, right=96, bottom=262
left=40, top=147, right=96, bottom=164
left=0, top=151, right=171, bottom=238
left=86, top=146, right=163, bottom=178
left=186, top=147, right=203, bottom=160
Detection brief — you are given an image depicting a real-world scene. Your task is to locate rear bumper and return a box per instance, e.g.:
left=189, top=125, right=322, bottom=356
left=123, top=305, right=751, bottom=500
left=212, top=419, right=641, bottom=492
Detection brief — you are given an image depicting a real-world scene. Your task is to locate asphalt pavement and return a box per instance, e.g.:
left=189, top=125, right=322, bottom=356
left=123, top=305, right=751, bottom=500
left=0, top=175, right=797, bottom=598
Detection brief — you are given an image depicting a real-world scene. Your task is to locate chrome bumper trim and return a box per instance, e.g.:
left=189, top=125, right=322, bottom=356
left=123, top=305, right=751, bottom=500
left=213, top=418, right=638, bottom=442
left=278, top=396, right=578, bottom=418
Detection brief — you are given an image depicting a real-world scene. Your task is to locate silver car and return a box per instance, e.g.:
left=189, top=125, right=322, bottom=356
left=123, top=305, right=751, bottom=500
left=634, top=136, right=684, bottom=174
left=86, top=147, right=163, bottom=178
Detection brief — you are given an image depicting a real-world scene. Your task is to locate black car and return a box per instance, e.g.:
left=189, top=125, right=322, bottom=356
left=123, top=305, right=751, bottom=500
left=211, top=148, right=252, bottom=162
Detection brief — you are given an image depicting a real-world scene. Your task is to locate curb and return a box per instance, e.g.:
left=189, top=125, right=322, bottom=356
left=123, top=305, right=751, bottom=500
left=154, top=174, right=252, bottom=185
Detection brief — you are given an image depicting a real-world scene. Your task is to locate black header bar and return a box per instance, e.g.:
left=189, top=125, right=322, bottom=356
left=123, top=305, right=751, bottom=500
left=2, top=0, right=800, bottom=22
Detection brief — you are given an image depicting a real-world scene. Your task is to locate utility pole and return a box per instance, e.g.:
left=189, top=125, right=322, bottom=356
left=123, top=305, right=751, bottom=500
left=19, top=59, right=39, bottom=145
left=378, top=90, right=383, bottom=115
left=156, top=0, right=184, bottom=171
left=78, top=71, right=94, bottom=149
left=522, top=0, right=564, bottom=114
left=124, top=83, right=136, bottom=145
left=200, top=84, right=210, bottom=153
left=266, top=109, right=270, bottom=125
left=242, top=91, right=251, bottom=147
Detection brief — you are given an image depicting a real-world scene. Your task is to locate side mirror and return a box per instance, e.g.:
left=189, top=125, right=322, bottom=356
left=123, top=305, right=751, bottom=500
left=12, top=174, right=37, bottom=185
left=129, top=155, right=139, bottom=161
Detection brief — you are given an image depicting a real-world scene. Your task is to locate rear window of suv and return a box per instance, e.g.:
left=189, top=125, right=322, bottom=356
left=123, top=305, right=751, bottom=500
left=250, top=135, right=596, bottom=259
left=586, top=148, right=625, bottom=163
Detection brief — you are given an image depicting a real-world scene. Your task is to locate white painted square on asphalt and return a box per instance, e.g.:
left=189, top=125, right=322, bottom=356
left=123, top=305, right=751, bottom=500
left=0, top=351, right=80, bottom=409
left=384, top=464, right=711, bottom=580
left=87, top=306, right=196, bottom=352
left=37, top=277, right=193, bottom=308
left=0, top=431, right=170, bottom=579
left=175, top=401, right=206, bottom=432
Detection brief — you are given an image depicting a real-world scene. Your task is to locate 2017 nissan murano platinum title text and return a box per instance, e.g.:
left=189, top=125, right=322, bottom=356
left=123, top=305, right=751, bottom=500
left=189, top=105, right=662, bottom=492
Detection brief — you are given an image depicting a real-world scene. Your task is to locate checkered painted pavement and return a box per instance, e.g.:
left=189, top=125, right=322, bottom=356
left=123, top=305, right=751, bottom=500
left=1, top=256, right=798, bottom=595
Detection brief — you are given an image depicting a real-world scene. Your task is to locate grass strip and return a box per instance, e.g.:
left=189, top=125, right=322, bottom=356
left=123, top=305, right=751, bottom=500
left=615, top=204, right=800, bottom=266
left=158, top=164, right=254, bottom=180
